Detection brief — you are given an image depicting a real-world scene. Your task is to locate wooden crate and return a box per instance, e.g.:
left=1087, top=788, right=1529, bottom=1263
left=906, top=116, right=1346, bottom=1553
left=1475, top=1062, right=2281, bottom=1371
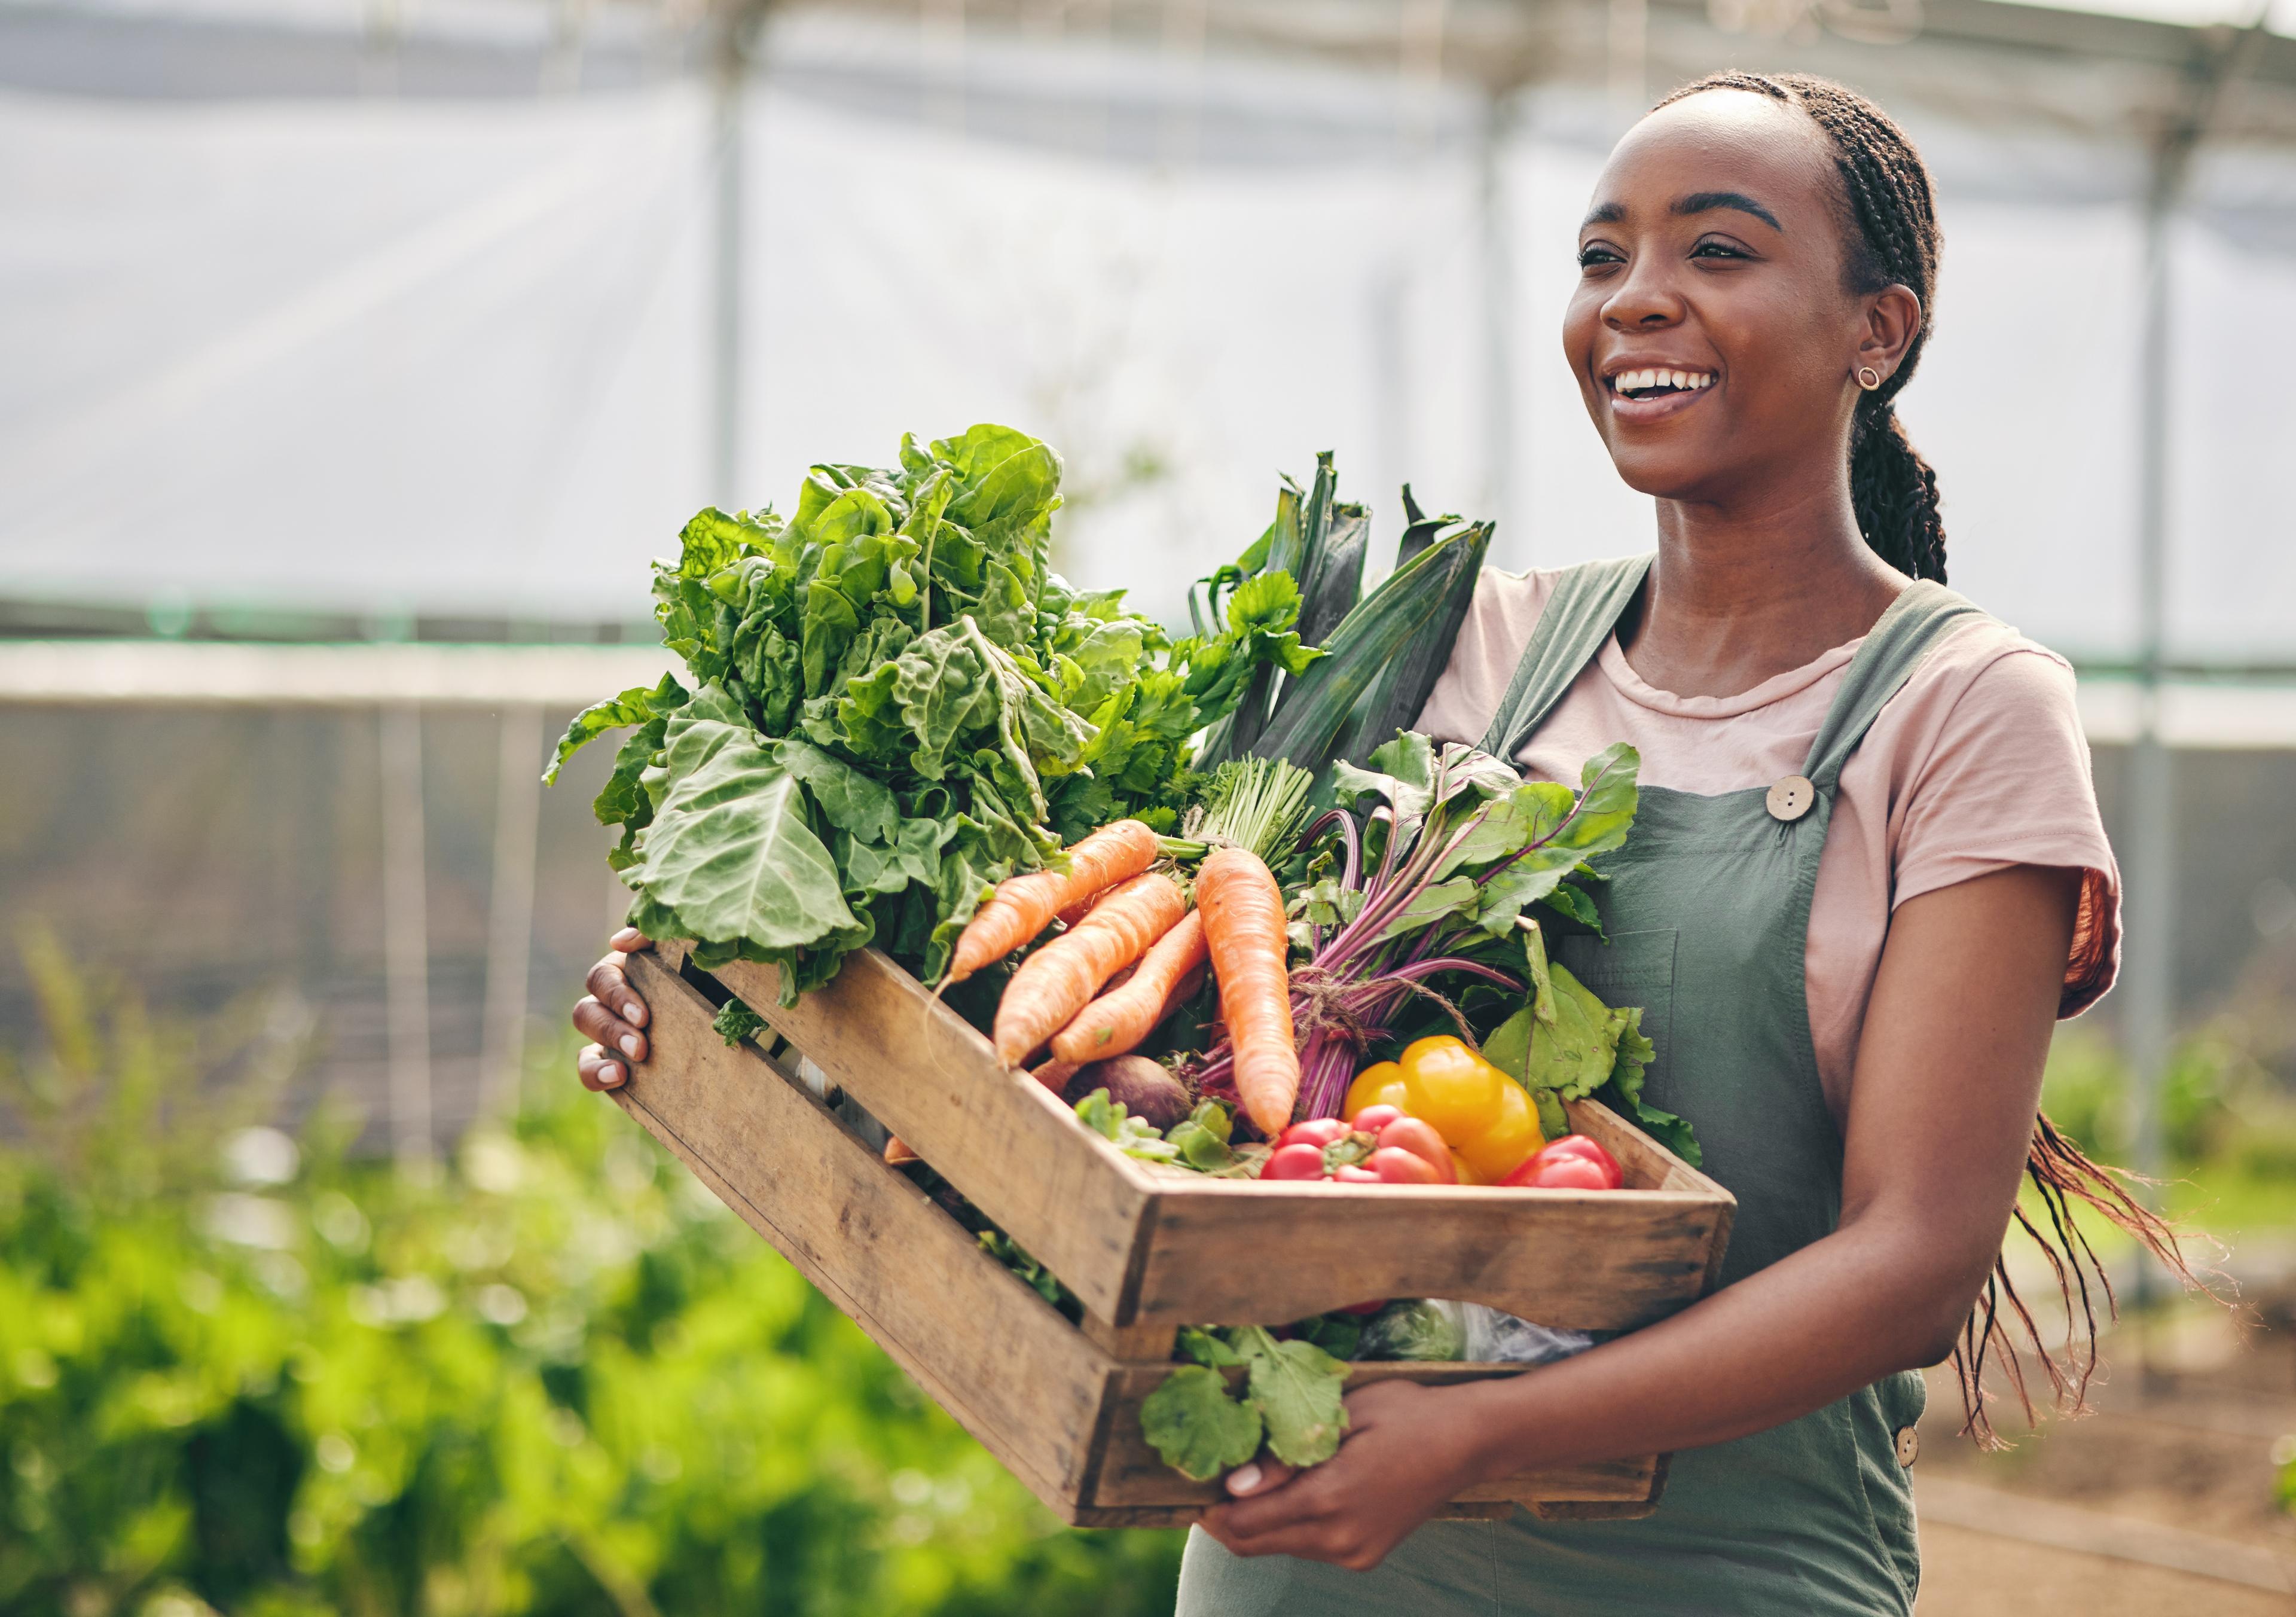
left=611, top=941, right=1735, bottom=1527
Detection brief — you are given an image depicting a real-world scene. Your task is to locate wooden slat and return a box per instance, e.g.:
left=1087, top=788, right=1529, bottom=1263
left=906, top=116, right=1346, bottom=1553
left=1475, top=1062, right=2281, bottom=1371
left=1087, top=1363, right=1659, bottom=1514
left=1125, top=1178, right=1728, bottom=1331
left=702, top=949, right=1156, bottom=1325
left=611, top=951, right=1113, bottom=1513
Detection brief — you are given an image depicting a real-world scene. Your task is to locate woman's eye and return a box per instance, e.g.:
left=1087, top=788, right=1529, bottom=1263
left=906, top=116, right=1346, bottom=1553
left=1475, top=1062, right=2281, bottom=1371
left=1690, top=239, right=1751, bottom=260
left=1577, top=244, right=1624, bottom=268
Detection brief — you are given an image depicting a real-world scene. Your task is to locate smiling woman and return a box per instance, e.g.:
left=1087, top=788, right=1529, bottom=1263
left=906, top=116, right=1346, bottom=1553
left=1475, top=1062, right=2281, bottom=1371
left=566, top=69, right=2215, bottom=1617
left=1164, top=71, right=2210, bottom=1617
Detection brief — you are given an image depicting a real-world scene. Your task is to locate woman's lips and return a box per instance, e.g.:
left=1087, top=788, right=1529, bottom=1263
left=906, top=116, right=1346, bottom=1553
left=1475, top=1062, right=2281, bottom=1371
left=1604, top=374, right=1716, bottom=425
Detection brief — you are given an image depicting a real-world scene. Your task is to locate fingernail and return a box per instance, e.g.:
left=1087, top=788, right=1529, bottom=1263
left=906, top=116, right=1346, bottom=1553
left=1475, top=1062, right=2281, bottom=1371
left=622, top=1002, right=644, bottom=1022
left=619, top=1034, right=641, bottom=1057
left=1226, top=1464, right=1262, bottom=1496
left=603, top=1063, right=624, bottom=1087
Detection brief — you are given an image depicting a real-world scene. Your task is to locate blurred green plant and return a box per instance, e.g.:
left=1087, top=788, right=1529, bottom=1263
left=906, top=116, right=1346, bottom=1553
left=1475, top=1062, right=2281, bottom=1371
left=0, top=933, right=1182, bottom=1616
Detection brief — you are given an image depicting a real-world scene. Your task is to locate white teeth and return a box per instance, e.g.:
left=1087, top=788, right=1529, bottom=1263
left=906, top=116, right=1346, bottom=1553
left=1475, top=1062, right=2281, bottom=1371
left=1611, top=368, right=1715, bottom=395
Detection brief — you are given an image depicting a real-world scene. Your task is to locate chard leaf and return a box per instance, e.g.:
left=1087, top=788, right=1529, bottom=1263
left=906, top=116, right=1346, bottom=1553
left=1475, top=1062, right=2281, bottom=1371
left=778, top=737, right=899, bottom=843
left=1231, top=1327, right=1349, bottom=1467
left=547, top=671, right=688, bottom=783
left=624, top=704, right=866, bottom=957
left=1141, top=1366, right=1263, bottom=1481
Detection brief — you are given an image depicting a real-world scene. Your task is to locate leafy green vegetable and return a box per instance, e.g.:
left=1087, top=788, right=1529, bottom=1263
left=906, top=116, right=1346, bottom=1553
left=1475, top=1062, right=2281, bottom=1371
left=1287, top=1311, right=1364, bottom=1360
left=1141, top=1366, right=1263, bottom=1481
left=1356, top=1299, right=1466, bottom=1363
left=1484, top=961, right=1699, bottom=1166
left=712, top=997, right=768, bottom=1047
left=1140, top=1324, right=1351, bottom=1480
left=551, top=425, right=1325, bottom=993
left=1165, top=1100, right=1239, bottom=1173
left=1074, top=1088, right=1180, bottom=1163
left=1232, top=1328, right=1349, bottom=1466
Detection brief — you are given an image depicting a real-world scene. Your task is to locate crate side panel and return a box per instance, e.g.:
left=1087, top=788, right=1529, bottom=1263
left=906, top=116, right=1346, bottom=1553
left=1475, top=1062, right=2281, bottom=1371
left=704, top=949, right=1150, bottom=1323
left=1126, top=1183, right=1726, bottom=1332
left=1091, top=1364, right=1659, bottom=1512
left=615, top=952, right=1112, bottom=1505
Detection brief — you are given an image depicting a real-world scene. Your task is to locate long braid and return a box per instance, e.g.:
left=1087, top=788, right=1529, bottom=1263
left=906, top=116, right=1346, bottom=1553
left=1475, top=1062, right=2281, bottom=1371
left=1659, top=73, right=2223, bottom=1447
left=1657, top=72, right=1949, bottom=582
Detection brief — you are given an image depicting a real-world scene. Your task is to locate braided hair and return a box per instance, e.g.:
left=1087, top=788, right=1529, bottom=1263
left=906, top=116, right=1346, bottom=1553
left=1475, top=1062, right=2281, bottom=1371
left=1657, top=72, right=1948, bottom=583
left=1656, top=73, right=2221, bottom=1446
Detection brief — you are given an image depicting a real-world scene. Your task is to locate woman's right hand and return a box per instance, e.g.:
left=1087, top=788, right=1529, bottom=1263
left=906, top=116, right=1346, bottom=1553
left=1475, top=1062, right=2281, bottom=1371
left=574, top=928, right=655, bottom=1090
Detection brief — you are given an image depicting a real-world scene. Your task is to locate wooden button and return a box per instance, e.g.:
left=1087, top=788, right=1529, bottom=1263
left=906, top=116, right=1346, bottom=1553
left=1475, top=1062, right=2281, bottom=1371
left=1894, top=1424, right=1920, bottom=1467
left=1766, top=774, right=1816, bottom=822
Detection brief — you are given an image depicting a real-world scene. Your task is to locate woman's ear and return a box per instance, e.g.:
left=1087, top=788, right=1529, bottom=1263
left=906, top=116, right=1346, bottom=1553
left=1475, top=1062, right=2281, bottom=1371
left=1856, top=285, right=1923, bottom=386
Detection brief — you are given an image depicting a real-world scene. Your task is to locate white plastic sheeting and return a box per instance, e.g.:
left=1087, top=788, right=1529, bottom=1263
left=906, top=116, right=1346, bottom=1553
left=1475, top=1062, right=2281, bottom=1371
left=1, top=13, right=2292, bottom=657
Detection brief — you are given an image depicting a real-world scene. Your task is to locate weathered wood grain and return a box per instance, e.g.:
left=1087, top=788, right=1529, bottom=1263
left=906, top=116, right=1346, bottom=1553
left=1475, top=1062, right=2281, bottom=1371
left=1123, top=1179, right=1729, bottom=1332
left=611, top=951, right=1113, bottom=1513
left=700, top=948, right=1157, bottom=1325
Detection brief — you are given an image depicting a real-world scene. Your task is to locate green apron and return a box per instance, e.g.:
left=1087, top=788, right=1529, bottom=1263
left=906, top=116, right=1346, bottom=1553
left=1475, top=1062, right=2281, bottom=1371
left=1177, top=559, right=1989, bottom=1616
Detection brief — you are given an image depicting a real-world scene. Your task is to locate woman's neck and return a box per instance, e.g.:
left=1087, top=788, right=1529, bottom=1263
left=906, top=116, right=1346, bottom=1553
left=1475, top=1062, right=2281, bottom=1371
left=1617, top=481, right=1905, bottom=702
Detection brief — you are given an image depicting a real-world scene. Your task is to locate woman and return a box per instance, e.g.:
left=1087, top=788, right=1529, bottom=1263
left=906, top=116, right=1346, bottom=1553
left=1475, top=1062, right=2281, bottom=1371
left=572, top=73, right=2193, bottom=1613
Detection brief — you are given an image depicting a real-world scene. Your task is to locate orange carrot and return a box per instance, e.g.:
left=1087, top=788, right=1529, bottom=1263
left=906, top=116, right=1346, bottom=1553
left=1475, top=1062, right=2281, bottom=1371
left=1196, top=846, right=1298, bottom=1136
left=992, top=873, right=1186, bottom=1064
left=1051, top=910, right=1208, bottom=1064
left=945, top=819, right=1161, bottom=984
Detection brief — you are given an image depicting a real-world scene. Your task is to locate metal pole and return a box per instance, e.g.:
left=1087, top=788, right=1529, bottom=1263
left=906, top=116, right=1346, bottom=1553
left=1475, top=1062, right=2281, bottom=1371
left=2120, top=10, right=2268, bottom=1338
left=1477, top=91, right=1516, bottom=558
left=710, top=28, right=746, bottom=508
left=478, top=703, right=544, bottom=1120
left=379, top=703, right=434, bottom=1170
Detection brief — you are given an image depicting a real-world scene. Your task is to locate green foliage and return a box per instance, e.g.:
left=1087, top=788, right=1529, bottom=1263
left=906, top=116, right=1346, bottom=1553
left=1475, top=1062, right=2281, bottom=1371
left=0, top=941, right=1181, bottom=1616
left=552, top=425, right=1319, bottom=990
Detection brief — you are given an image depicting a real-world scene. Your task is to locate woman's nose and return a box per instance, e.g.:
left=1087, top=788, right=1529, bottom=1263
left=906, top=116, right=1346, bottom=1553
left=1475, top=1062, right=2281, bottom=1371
left=1603, top=258, right=1684, bottom=330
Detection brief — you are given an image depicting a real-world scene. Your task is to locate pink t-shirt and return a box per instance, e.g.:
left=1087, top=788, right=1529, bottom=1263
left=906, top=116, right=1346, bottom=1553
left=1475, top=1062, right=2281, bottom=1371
left=1416, top=566, right=2120, bottom=1122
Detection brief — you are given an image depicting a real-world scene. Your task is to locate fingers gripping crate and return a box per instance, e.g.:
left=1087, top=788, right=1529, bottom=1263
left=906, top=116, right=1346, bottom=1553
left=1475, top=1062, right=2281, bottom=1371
left=611, top=941, right=1735, bottom=1527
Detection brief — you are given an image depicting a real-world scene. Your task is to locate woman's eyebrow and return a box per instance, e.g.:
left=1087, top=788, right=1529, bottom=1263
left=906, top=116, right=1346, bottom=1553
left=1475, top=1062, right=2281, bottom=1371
left=1672, top=191, right=1784, bottom=231
left=1581, top=201, right=1624, bottom=227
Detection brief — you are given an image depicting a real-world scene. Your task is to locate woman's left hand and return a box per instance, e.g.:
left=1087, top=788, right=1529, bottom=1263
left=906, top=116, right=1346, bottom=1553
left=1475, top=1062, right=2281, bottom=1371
left=1195, top=1380, right=1492, bottom=1572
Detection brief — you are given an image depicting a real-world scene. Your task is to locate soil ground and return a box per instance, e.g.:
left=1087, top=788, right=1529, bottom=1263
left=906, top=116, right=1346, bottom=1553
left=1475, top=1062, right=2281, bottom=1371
left=1911, top=1307, right=2296, bottom=1612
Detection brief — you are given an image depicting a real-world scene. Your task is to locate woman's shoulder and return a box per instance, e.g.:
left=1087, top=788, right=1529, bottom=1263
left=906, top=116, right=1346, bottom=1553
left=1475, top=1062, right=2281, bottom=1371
left=1898, top=606, right=2084, bottom=742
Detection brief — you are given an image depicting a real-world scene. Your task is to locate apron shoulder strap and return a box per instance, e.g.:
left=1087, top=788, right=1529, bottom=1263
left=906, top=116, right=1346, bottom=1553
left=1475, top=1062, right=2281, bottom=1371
left=1801, top=579, right=1992, bottom=789
left=1477, top=554, right=1653, bottom=761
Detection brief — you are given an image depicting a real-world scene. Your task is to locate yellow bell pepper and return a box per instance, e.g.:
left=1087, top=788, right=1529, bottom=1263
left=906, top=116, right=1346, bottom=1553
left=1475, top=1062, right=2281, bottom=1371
left=1360, top=1035, right=1546, bottom=1182
left=1455, top=1078, right=1543, bottom=1183
left=1344, top=1060, right=1409, bottom=1118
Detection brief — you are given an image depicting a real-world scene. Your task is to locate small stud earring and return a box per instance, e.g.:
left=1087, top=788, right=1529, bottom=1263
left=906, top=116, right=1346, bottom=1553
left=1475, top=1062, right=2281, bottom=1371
left=1857, top=366, right=1883, bottom=390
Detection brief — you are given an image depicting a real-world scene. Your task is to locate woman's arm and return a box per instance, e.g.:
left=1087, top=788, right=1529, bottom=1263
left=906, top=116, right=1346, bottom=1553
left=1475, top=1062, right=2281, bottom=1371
left=1198, top=862, right=2080, bottom=1570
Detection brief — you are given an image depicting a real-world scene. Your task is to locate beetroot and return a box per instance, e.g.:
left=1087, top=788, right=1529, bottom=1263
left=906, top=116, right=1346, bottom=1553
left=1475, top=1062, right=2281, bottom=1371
left=1065, top=1055, right=1193, bottom=1131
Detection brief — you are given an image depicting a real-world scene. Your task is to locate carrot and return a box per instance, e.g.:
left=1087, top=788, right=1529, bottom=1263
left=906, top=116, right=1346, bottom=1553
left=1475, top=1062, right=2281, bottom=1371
left=945, top=819, right=1161, bottom=984
left=992, top=873, right=1186, bottom=1064
left=1196, top=846, right=1298, bottom=1136
left=1051, top=910, right=1208, bottom=1064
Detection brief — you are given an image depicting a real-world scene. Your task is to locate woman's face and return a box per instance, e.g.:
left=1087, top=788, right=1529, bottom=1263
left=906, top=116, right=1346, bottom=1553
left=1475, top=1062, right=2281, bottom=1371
left=1562, top=91, right=1903, bottom=507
